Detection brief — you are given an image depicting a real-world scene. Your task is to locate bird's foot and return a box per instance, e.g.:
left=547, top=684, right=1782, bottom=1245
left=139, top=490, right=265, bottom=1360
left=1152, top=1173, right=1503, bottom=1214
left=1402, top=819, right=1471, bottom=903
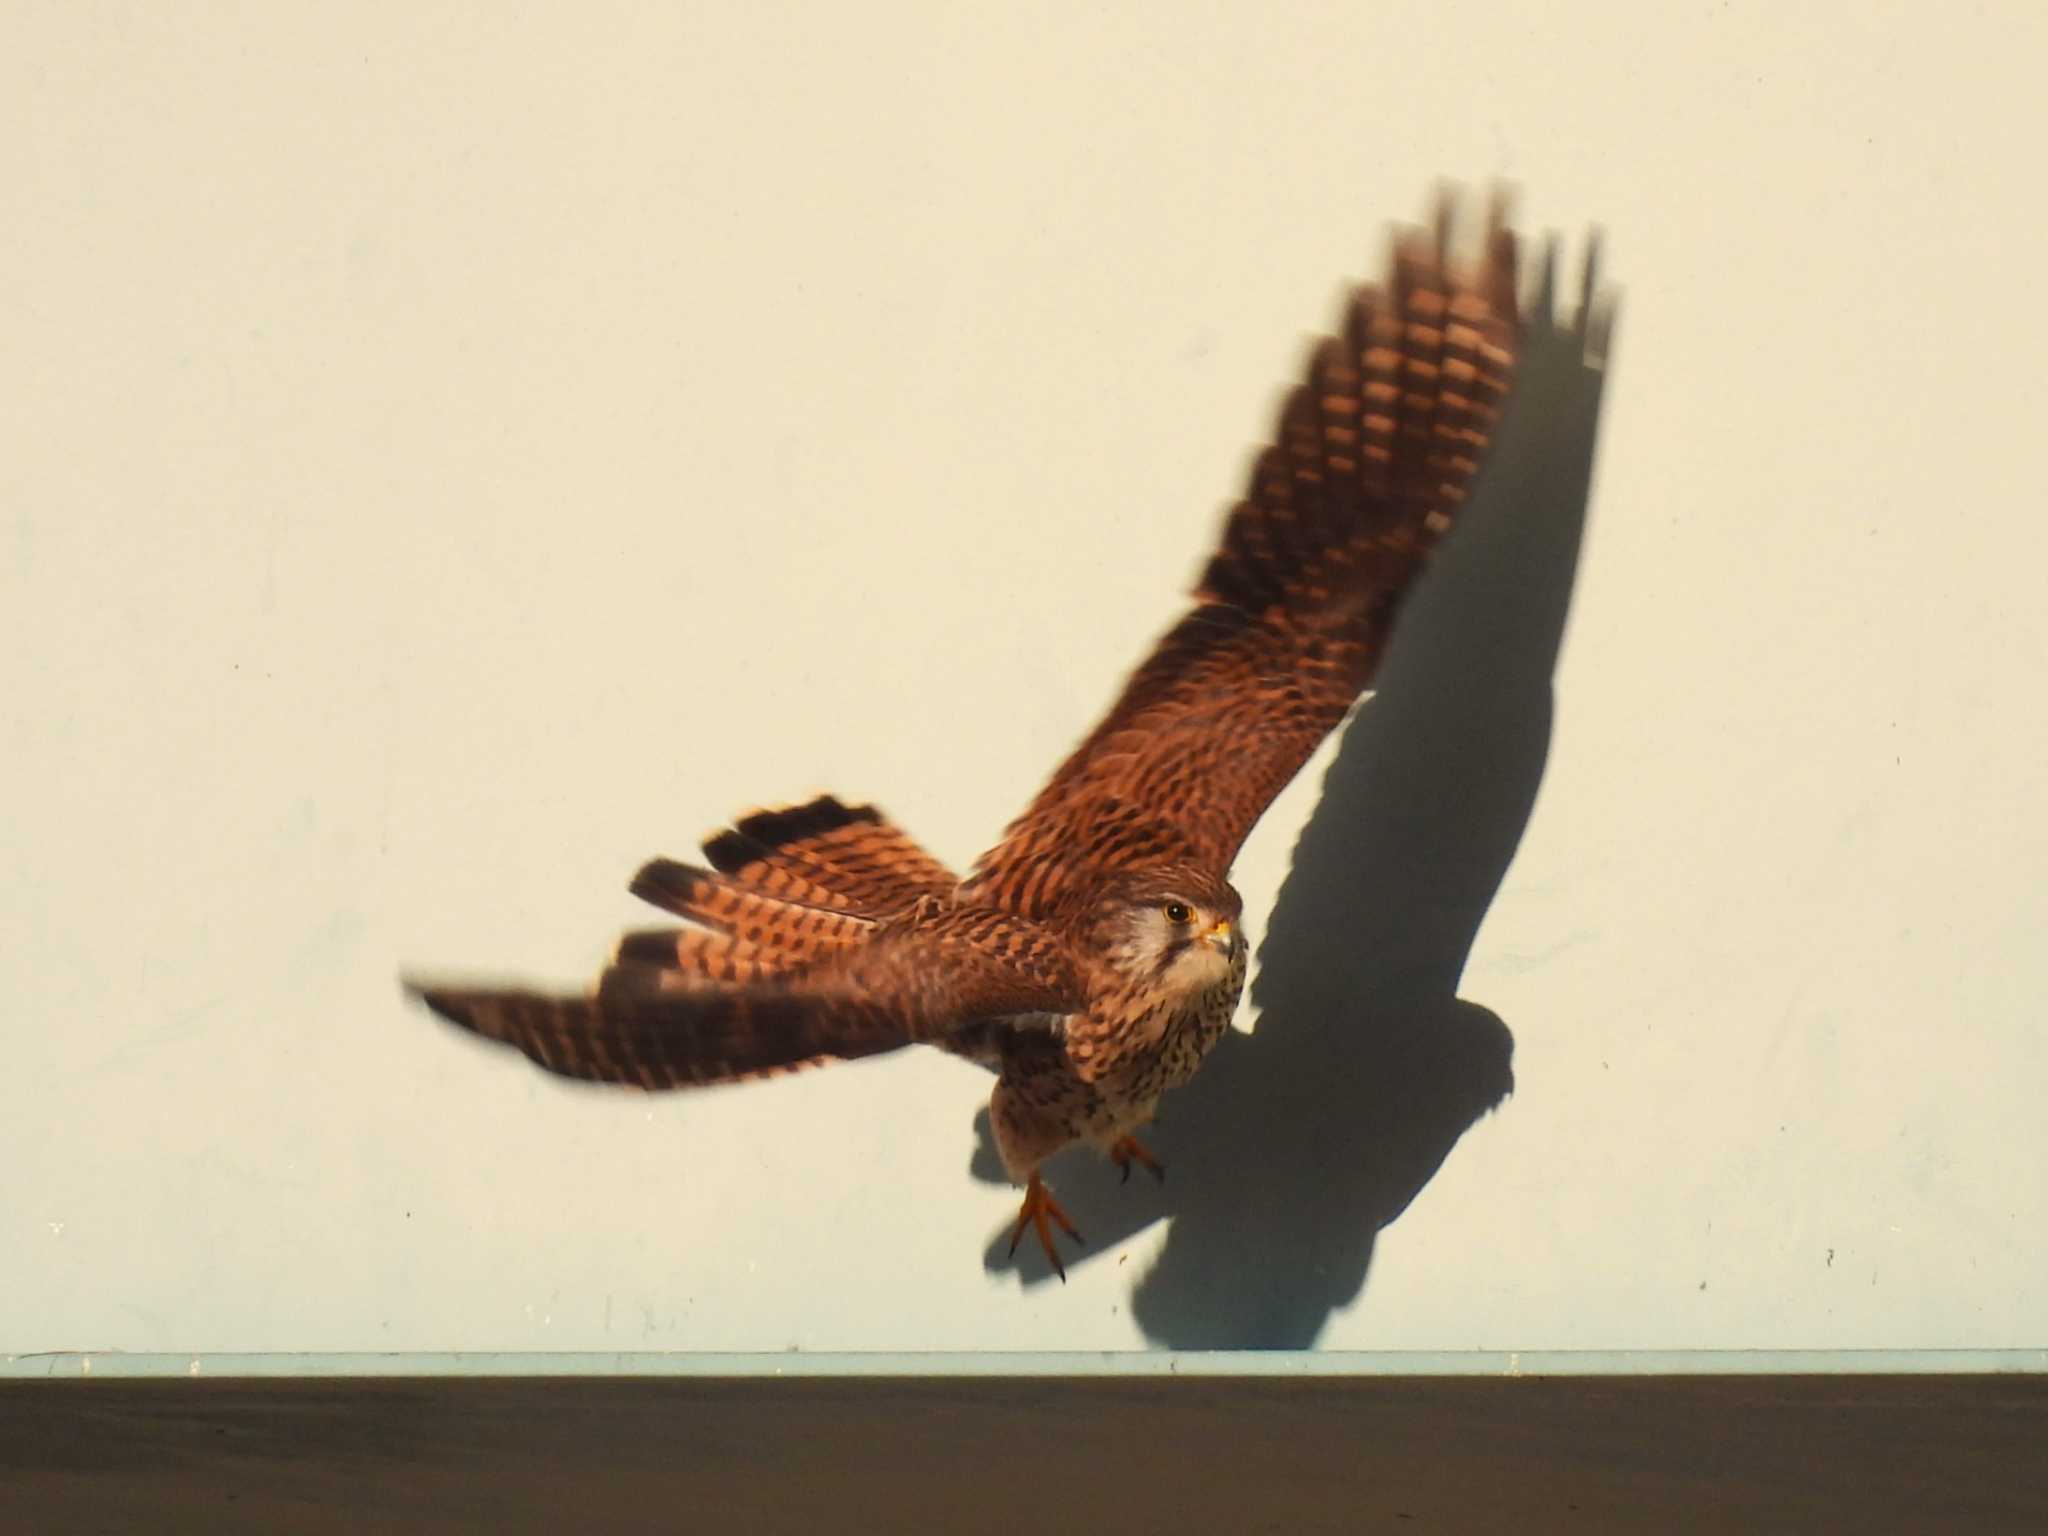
left=1109, top=1134, right=1166, bottom=1185
left=1007, top=1173, right=1082, bottom=1282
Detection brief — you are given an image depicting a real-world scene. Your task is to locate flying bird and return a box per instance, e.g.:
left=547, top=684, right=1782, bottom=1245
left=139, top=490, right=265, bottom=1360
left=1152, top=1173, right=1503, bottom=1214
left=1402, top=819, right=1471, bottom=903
left=408, top=196, right=1522, bottom=1279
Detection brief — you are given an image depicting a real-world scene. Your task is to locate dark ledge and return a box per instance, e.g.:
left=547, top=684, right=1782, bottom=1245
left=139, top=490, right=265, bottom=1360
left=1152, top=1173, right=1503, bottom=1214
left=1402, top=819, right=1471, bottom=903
left=6, top=1371, right=2047, bottom=1534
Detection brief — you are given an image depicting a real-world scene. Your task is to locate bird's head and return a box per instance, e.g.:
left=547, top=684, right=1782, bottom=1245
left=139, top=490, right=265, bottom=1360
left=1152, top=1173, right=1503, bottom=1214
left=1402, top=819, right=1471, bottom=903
left=1088, top=865, right=1245, bottom=994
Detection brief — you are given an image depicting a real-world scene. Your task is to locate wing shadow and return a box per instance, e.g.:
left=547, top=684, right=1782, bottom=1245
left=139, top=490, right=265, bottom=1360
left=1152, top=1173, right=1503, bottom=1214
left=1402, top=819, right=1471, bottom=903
left=975, top=252, right=1616, bottom=1344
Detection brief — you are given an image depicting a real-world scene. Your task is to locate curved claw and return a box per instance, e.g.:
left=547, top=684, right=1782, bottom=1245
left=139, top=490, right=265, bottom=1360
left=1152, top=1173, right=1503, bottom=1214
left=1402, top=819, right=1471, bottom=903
left=1110, top=1134, right=1166, bottom=1185
left=1007, top=1173, right=1082, bottom=1282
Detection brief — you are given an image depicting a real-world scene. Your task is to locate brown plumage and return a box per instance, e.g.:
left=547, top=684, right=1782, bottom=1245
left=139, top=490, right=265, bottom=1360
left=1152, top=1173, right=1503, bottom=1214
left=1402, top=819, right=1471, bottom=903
left=408, top=195, right=1522, bottom=1279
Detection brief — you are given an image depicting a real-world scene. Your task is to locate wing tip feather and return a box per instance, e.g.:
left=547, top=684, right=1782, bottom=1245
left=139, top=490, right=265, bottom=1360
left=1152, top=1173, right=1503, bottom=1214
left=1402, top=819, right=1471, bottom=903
left=402, top=976, right=489, bottom=1036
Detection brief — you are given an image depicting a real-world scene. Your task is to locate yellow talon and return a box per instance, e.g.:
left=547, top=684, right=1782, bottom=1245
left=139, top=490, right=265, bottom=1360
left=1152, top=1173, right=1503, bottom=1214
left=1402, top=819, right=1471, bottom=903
left=1110, top=1134, right=1166, bottom=1185
left=1007, top=1173, right=1082, bottom=1281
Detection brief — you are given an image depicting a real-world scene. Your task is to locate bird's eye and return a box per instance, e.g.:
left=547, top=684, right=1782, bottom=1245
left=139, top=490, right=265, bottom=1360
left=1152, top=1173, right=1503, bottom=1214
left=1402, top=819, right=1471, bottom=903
left=1163, top=900, right=1193, bottom=924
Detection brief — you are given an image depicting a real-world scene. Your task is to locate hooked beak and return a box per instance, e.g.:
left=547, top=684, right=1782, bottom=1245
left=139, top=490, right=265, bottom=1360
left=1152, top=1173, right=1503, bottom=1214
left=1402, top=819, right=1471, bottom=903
left=1203, top=919, right=1235, bottom=956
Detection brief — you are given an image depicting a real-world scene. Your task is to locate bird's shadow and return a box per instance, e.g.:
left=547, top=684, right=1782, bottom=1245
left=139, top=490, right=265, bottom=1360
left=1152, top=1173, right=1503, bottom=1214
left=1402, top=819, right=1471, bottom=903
left=973, top=246, right=1617, bottom=1345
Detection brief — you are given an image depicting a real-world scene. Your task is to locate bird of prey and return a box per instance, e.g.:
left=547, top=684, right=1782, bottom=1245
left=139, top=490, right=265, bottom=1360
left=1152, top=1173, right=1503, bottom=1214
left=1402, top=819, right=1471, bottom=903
left=409, top=196, right=1522, bottom=1279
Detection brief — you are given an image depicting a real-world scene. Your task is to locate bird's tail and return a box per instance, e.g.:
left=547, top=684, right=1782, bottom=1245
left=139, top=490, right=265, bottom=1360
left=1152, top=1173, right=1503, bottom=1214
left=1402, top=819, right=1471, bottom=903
left=413, top=801, right=976, bottom=1088
left=699, top=795, right=957, bottom=915
left=608, top=796, right=959, bottom=990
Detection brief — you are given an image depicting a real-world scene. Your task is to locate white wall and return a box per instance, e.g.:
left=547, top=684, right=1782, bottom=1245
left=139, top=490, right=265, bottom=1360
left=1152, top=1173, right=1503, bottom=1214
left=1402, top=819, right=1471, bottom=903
left=6, top=1, right=2044, bottom=1354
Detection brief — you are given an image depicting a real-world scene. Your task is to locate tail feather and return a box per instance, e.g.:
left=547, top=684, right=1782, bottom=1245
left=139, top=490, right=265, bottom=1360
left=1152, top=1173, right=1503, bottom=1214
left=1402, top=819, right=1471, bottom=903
left=628, top=858, right=874, bottom=966
left=701, top=796, right=957, bottom=916
left=612, top=925, right=780, bottom=985
left=619, top=799, right=954, bottom=996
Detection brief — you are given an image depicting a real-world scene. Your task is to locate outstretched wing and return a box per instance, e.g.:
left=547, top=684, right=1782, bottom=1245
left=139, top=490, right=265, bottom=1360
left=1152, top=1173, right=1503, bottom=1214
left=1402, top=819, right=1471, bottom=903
left=962, top=201, right=1520, bottom=918
left=408, top=909, right=1082, bottom=1090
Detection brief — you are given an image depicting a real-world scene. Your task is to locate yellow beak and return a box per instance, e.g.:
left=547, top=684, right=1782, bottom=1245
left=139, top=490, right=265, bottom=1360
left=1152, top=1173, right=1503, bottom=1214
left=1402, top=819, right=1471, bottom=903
left=1204, top=919, right=1235, bottom=954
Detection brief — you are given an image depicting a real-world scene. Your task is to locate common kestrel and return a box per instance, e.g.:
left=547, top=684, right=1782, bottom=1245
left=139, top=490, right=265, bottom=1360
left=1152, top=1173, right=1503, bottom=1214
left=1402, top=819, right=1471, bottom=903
left=409, top=196, right=1522, bottom=1278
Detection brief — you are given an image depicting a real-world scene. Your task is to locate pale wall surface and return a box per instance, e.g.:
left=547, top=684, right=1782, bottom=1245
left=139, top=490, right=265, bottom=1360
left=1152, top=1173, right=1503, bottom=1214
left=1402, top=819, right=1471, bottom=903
left=6, top=2, right=2044, bottom=1354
